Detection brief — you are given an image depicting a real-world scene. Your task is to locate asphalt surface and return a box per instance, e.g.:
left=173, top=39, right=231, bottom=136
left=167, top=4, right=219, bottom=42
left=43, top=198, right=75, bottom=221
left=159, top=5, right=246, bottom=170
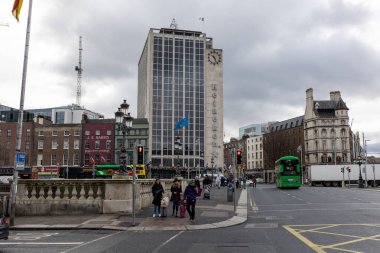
left=1, top=184, right=379, bottom=253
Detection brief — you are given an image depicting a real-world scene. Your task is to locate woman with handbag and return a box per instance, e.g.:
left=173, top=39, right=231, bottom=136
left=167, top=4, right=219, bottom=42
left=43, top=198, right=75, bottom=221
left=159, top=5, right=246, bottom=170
left=151, top=178, right=164, bottom=217
left=170, top=178, right=182, bottom=217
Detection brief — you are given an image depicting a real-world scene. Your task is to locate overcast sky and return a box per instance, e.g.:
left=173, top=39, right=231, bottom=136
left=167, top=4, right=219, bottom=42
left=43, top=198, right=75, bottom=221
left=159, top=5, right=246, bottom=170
left=1, top=0, right=379, bottom=156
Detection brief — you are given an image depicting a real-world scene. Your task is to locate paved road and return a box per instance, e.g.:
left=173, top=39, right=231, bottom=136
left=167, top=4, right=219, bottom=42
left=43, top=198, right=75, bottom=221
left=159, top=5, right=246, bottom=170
left=2, top=185, right=379, bottom=253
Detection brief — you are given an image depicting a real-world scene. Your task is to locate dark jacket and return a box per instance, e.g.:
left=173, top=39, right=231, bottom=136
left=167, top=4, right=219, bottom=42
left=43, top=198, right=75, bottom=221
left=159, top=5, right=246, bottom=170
left=152, top=183, right=164, bottom=205
left=184, top=185, right=197, bottom=202
left=170, top=184, right=181, bottom=203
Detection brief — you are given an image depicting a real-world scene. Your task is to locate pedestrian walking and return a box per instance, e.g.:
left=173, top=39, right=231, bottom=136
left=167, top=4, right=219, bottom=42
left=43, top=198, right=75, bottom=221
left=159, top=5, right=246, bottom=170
left=183, top=179, right=198, bottom=222
left=242, top=176, right=247, bottom=189
left=151, top=178, right=164, bottom=217
left=252, top=177, right=257, bottom=188
left=170, top=178, right=182, bottom=217
left=216, top=174, right=221, bottom=189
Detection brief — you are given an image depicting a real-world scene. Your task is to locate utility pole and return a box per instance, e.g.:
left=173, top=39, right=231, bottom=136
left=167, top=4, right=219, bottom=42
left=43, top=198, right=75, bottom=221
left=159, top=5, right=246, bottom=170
left=10, top=0, right=34, bottom=227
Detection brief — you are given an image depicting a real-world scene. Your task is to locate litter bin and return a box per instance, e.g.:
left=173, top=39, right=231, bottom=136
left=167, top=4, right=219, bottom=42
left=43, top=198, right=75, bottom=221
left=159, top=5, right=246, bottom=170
left=227, top=182, right=234, bottom=202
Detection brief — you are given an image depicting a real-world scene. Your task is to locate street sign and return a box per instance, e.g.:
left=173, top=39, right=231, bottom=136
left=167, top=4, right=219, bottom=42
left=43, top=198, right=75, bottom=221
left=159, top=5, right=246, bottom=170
left=16, top=152, right=26, bottom=171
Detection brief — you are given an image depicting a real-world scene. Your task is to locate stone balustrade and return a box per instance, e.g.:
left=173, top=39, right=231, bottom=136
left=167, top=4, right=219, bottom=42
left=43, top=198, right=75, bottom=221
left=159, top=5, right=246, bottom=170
left=14, top=178, right=184, bottom=215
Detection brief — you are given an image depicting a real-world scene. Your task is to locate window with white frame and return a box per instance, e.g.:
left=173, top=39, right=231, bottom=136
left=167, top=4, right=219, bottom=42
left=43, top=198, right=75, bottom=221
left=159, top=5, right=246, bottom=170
left=96, top=130, right=100, bottom=136
left=74, top=140, right=79, bottom=149
left=95, top=140, right=100, bottom=149
left=52, top=130, right=58, bottom=136
left=106, top=140, right=111, bottom=149
left=38, top=140, right=44, bottom=149
left=64, top=139, right=69, bottom=149
left=74, top=130, right=80, bottom=136
left=38, top=130, right=44, bottom=136
left=51, top=154, right=57, bottom=165
left=64, top=130, right=70, bottom=136
left=7, top=129, right=11, bottom=137
left=85, top=140, right=90, bottom=149
left=73, top=154, right=79, bottom=165
left=106, top=130, right=112, bottom=136
left=26, top=129, right=31, bottom=137
left=52, top=139, right=58, bottom=149
left=85, top=130, right=90, bottom=136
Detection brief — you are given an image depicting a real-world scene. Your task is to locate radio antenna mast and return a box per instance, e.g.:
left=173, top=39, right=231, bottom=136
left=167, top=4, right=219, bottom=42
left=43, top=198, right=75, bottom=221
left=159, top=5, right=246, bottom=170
left=75, top=36, right=83, bottom=106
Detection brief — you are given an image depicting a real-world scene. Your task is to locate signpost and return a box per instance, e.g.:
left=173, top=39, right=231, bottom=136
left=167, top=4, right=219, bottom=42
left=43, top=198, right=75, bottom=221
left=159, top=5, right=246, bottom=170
left=16, top=152, right=26, bottom=171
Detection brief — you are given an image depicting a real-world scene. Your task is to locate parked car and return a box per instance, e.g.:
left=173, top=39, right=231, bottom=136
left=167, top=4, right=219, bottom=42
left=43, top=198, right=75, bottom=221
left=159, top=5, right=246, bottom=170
left=247, top=179, right=253, bottom=186
left=0, top=215, right=9, bottom=240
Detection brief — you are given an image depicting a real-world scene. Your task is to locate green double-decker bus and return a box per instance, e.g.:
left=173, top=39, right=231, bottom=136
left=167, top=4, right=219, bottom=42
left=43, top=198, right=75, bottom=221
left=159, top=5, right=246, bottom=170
left=275, top=156, right=301, bottom=188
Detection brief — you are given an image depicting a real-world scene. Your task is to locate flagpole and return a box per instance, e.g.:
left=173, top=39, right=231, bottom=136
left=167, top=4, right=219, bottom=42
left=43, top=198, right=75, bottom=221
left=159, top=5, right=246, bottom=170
left=10, top=0, right=34, bottom=226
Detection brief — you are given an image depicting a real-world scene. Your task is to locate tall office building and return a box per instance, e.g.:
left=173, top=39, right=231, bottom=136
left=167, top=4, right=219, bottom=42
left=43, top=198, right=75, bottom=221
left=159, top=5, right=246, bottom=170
left=138, top=27, right=223, bottom=172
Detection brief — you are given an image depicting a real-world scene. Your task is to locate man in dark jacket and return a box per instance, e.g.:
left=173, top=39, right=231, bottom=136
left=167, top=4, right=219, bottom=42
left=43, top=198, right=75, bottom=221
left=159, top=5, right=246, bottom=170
left=152, top=178, right=164, bottom=217
left=183, top=180, right=198, bottom=222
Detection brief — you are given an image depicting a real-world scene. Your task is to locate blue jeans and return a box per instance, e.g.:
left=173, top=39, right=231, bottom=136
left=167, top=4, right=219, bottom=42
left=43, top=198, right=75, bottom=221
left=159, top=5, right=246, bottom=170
left=153, top=204, right=161, bottom=215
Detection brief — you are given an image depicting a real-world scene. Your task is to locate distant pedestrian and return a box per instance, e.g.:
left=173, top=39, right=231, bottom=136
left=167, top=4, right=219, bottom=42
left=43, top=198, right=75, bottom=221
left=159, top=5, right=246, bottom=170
left=221, top=176, right=226, bottom=187
left=243, top=176, right=247, bottom=189
left=216, top=174, right=221, bottom=189
left=184, top=179, right=198, bottom=222
left=152, top=178, right=164, bottom=217
left=252, top=177, right=257, bottom=188
left=170, top=178, right=182, bottom=217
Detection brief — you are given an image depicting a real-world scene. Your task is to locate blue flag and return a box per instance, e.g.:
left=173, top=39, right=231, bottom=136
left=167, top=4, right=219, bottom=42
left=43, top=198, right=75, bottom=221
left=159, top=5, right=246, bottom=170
left=175, top=116, right=189, bottom=130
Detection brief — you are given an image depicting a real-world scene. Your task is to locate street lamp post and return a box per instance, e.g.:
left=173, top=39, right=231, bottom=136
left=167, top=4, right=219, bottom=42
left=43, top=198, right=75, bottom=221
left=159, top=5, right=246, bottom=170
left=66, top=135, right=70, bottom=179
left=115, top=100, right=135, bottom=225
left=115, top=100, right=133, bottom=175
left=364, top=139, right=370, bottom=188
left=174, top=136, right=182, bottom=177
left=211, top=157, right=214, bottom=187
left=356, top=157, right=364, bottom=188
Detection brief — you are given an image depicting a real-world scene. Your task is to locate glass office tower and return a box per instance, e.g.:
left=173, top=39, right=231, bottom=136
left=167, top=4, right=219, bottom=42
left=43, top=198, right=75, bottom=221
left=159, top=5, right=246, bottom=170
left=138, top=28, right=223, bottom=172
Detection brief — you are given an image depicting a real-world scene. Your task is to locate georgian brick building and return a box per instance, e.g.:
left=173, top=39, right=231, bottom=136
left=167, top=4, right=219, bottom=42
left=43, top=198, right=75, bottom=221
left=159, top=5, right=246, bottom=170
left=263, top=116, right=304, bottom=183
left=81, top=118, right=115, bottom=167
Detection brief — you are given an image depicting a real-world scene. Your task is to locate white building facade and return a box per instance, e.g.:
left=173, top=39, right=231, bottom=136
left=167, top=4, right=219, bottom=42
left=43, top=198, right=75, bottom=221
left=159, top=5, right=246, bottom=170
left=304, top=88, right=351, bottom=167
left=246, top=135, right=264, bottom=175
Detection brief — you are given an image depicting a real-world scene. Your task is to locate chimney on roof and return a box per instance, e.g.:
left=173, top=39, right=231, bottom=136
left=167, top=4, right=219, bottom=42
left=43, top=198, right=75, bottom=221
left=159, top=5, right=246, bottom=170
left=330, top=91, right=341, bottom=101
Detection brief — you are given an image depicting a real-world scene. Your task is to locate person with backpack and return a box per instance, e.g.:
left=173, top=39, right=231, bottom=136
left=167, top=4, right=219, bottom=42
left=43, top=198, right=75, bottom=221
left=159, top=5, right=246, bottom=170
left=183, top=179, right=198, bottom=222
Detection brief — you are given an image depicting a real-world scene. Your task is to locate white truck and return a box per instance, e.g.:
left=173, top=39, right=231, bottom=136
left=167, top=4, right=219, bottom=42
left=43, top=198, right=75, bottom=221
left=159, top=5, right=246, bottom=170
left=308, top=164, right=380, bottom=187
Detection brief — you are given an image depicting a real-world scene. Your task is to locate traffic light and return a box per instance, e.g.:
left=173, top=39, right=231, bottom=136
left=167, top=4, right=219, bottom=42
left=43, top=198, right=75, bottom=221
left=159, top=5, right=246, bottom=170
left=346, top=167, right=351, bottom=173
left=137, top=146, right=144, bottom=165
left=341, top=167, right=344, bottom=173
left=236, top=150, right=242, bottom=164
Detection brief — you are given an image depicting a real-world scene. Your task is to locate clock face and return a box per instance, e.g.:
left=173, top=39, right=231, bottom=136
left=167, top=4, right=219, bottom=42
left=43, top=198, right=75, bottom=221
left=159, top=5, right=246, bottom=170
left=208, top=50, right=222, bottom=65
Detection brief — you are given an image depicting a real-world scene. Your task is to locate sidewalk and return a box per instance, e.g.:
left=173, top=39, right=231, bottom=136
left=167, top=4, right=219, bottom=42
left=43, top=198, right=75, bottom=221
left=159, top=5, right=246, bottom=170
left=12, top=187, right=247, bottom=231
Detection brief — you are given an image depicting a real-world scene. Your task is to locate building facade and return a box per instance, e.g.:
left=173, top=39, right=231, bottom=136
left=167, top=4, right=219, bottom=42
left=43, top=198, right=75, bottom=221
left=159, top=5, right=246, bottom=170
left=81, top=118, right=115, bottom=168
left=239, top=122, right=271, bottom=139
left=246, top=135, right=264, bottom=176
left=115, top=118, right=149, bottom=166
left=34, top=117, right=82, bottom=178
left=263, top=116, right=304, bottom=183
left=27, top=104, right=103, bottom=124
left=304, top=88, right=351, bottom=169
left=138, top=27, right=223, bottom=172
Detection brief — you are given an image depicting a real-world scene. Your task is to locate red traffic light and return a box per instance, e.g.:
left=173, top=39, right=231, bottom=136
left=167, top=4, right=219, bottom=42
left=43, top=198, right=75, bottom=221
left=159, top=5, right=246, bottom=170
left=138, top=146, right=143, bottom=154
left=237, top=151, right=241, bottom=156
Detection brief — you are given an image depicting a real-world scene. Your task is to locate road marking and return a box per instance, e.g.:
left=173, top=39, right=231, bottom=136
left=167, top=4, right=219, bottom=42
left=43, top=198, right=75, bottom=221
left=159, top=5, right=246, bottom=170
left=10, top=232, right=59, bottom=241
left=0, top=242, right=83, bottom=245
left=284, top=224, right=380, bottom=253
left=61, top=231, right=123, bottom=253
left=259, top=207, right=380, bottom=212
left=151, top=231, right=184, bottom=253
left=283, top=225, right=326, bottom=253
